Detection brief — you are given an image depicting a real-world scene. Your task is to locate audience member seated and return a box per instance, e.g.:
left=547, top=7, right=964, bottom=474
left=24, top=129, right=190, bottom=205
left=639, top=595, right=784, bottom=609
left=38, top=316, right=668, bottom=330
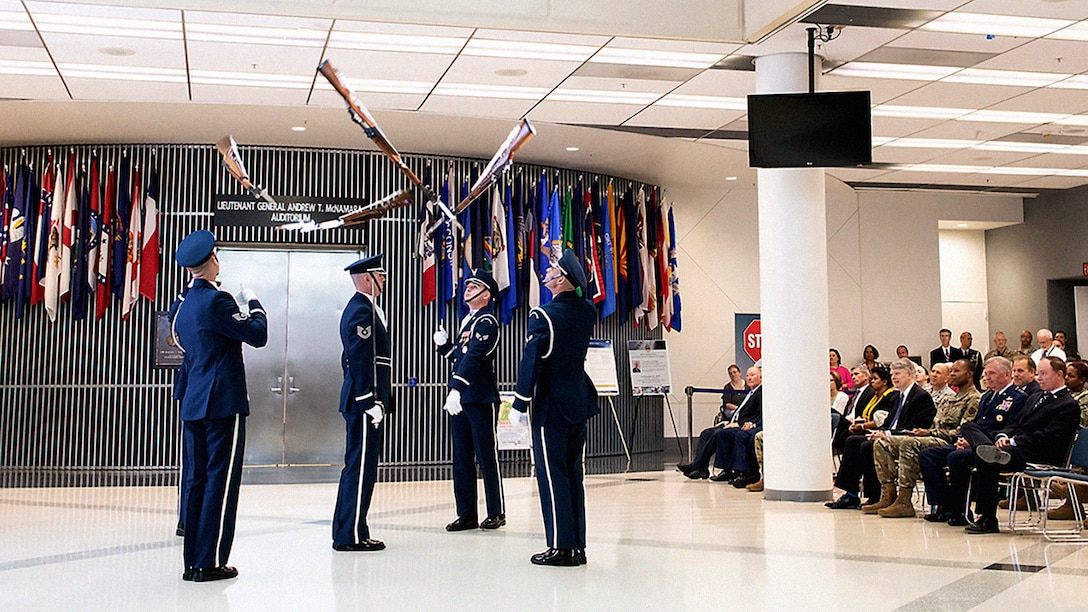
left=866, top=359, right=981, bottom=518
left=896, top=345, right=910, bottom=359
left=747, top=431, right=765, bottom=492
left=918, top=357, right=1026, bottom=526
left=1013, top=355, right=1041, bottom=396
left=716, top=363, right=749, bottom=424
left=959, top=357, right=1079, bottom=534
left=1016, top=330, right=1035, bottom=357
left=1055, top=331, right=1080, bottom=361
left=1031, top=328, right=1066, bottom=365
left=677, top=367, right=762, bottom=480
left=827, top=361, right=936, bottom=509
left=1046, top=359, right=1088, bottom=521
left=929, top=328, right=963, bottom=368
left=984, top=331, right=1016, bottom=361
left=833, top=366, right=874, bottom=453
left=712, top=369, right=766, bottom=487
left=830, top=348, right=854, bottom=392
left=862, top=344, right=882, bottom=374
left=924, top=363, right=954, bottom=407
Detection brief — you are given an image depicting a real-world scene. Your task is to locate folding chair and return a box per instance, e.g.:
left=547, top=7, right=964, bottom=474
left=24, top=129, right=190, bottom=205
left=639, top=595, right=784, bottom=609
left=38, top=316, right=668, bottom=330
left=1008, top=426, right=1088, bottom=540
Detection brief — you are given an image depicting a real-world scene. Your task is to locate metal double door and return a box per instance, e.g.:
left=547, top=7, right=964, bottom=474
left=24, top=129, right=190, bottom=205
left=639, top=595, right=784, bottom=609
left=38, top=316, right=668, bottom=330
left=218, top=249, right=362, bottom=466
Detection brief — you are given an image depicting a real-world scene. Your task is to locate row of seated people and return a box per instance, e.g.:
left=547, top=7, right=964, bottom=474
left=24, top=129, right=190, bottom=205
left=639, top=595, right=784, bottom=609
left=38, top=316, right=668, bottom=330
left=678, top=355, right=1088, bottom=534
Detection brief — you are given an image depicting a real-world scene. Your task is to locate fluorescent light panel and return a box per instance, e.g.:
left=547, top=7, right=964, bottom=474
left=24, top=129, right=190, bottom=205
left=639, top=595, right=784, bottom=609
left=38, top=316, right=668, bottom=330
left=327, top=30, right=465, bottom=54
left=191, top=70, right=313, bottom=88
left=186, top=22, right=328, bottom=47
left=462, top=38, right=598, bottom=62
left=59, top=62, right=186, bottom=82
left=831, top=62, right=958, bottom=81
left=431, top=82, right=548, bottom=99
left=314, top=78, right=432, bottom=95
left=589, top=47, right=725, bottom=69
left=0, top=10, right=34, bottom=30
left=872, top=105, right=971, bottom=120
left=0, top=58, right=56, bottom=76
left=656, top=94, right=746, bottom=110
left=921, top=12, right=1070, bottom=38
left=32, top=13, right=182, bottom=39
left=548, top=88, right=661, bottom=104
left=943, top=67, right=1069, bottom=88
left=1048, top=22, right=1088, bottom=42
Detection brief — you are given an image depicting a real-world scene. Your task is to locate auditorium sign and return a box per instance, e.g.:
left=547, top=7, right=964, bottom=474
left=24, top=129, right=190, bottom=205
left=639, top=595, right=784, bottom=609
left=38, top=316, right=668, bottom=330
left=213, top=194, right=368, bottom=228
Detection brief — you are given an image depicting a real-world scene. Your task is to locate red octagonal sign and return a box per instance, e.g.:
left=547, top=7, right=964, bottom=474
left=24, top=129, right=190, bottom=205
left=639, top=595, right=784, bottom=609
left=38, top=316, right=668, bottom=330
left=743, top=319, right=762, bottom=363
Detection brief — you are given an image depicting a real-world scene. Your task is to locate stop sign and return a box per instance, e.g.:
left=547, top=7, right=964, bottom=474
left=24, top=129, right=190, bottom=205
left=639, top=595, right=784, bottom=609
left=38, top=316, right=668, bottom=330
left=743, top=319, right=762, bottom=363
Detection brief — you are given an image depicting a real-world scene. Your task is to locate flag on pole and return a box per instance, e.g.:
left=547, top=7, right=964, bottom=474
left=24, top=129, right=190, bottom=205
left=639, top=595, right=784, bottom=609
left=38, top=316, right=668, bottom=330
left=491, top=185, right=511, bottom=293
left=667, top=203, right=682, bottom=332
left=87, top=156, right=101, bottom=298
left=15, top=164, right=39, bottom=319
left=539, top=187, right=562, bottom=305
left=139, top=167, right=159, bottom=301
left=95, top=165, right=115, bottom=320
left=71, top=166, right=91, bottom=321
left=583, top=186, right=603, bottom=304
left=636, top=187, right=657, bottom=329
left=1, top=166, right=25, bottom=303
left=111, top=158, right=130, bottom=300
left=658, top=194, right=673, bottom=330
left=0, top=168, right=8, bottom=292
left=31, top=155, right=54, bottom=307
left=499, top=184, right=517, bottom=324
left=59, top=153, right=77, bottom=304
left=624, top=187, right=643, bottom=324
left=599, top=182, right=616, bottom=319
left=561, top=188, right=574, bottom=253
left=121, top=166, right=142, bottom=320
left=439, top=168, right=456, bottom=308
left=44, top=158, right=65, bottom=322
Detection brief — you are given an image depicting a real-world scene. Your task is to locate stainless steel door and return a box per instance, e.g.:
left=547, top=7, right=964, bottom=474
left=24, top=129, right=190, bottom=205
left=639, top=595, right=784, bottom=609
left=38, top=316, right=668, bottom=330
left=218, top=248, right=360, bottom=467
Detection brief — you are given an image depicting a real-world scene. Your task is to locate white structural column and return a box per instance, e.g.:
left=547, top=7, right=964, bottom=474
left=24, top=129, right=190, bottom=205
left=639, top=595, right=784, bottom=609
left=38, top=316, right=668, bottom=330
left=755, top=52, right=833, bottom=501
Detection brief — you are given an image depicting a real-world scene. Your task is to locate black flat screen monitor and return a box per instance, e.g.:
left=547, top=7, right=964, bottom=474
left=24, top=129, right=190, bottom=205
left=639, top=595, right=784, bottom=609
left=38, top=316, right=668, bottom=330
left=747, top=90, right=872, bottom=168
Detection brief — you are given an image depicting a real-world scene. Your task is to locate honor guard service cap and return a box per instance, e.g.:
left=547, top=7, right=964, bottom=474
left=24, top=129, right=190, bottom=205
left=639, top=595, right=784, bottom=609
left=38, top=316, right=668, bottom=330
left=555, top=249, right=588, bottom=295
left=345, top=253, right=385, bottom=274
left=175, top=230, right=216, bottom=268
left=466, top=268, right=499, bottom=299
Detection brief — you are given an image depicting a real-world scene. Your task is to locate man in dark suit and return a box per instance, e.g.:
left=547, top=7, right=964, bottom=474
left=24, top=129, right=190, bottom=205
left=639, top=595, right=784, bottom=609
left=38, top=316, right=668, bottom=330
left=827, top=359, right=936, bottom=509
left=832, top=366, right=874, bottom=453
left=678, top=367, right=762, bottom=480
left=333, top=254, right=392, bottom=553
left=919, top=356, right=1027, bottom=525
left=959, top=331, right=983, bottom=389
left=511, top=249, right=598, bottom=567
left=929, top=328, right=963, bottom=368
left=435, top=269, right=505, bottom=532
left=171, top=230, right=268, bottom=582
left=961, top=356, right=1080, bottom=534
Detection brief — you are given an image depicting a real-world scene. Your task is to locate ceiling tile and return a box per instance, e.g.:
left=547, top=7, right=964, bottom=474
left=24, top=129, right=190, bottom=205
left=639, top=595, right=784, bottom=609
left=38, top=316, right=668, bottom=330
left=317, top=49, right=455, bottom=83
left=63, top=77, right=187, bottom=102
left=910, top=119, right=1037, bottom=141
left=886, top=29, right=1024, bottom=53
left=871, top=115, right=949, bottom=138
left=190, top=84, right=310, bottom=106
left=39, top=32, right=185, bottom=69
left=1006, top=175, right=1088, bottom=189
left=816, top=25, right=910, bottom=64
left=826, top=166, right=895, bottom=183
left=820, top=73, right=924, bottom=104
left=987, top=86, right=1088, bottom=115
left=960, top=0, right=1088, bottom=20
left=528, top=100, right=644, bottom=126
left=886, top=81, right=1028, bottom=109
left=871, top=145, right=952, bottom=164
left=974, top=38, right=1088, bottom=73
left=419, top=94, right=536, bottom=120
left=1000, top=152, right=1088, bottom=170
left=188, top=41, right=326, bottom=77
left=439, top=54, right=578, bottom=88
left=625, top=106, right=745, bottom=130
left=925, top=147, right=1039, bottom=166
left=308, top=88, right=425, bottom=113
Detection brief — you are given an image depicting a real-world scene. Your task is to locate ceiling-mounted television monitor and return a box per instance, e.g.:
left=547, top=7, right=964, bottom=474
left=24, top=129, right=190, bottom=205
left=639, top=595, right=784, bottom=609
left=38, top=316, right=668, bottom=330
left=747, top=90, right=872, bottom=169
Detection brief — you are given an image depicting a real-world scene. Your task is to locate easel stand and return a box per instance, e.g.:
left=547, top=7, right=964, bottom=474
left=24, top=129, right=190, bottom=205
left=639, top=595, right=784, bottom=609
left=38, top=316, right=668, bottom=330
left=607, top=396, right=632, bottom=472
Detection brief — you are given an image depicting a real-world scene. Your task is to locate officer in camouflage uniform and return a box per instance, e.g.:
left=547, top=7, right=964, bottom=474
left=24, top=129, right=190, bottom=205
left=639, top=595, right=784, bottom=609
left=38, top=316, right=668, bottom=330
left=866, top=359, right=981, bottom=518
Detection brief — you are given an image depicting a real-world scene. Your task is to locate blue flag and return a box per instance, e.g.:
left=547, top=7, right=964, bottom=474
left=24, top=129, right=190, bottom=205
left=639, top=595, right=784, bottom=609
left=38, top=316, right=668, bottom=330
left=111, top=158, right=130, bottom=300
left=71, top=167, right=90, bottom=321
left=599, top=182, right=616, bottom=320
left=500, top=184, right=517, bottom=324
left=2, top=166, right=26, bottom=303
left=15, top=165, right=39, bottom=319
left=668, top=204, right=682, bottom=332
left=439, top=173, right=454, bottom=310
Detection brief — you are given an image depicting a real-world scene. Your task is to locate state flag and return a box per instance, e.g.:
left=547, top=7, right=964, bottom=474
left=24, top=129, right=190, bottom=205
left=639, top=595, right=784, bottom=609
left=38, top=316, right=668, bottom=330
left=499, top=184, right=517, bottom=324
left=1, top=166, right=24, bottom=302
left=59, top=153, right=77, bottom=304
left=95, top=165, right=116, bottom=320
left=111, top=158, right=130, bottom=300
left=667, top=203, right=682, bottom=332
left=599, top=181, right=616, bottom=320
left=15, top=164, right=39, bottom=319
left=139, top=168, right=159, bottom=301
left=121, top=166, right=142, bottom=320
left=31, top=155, right=54, bottom=307
left=43, top=158, right=66, bottom=322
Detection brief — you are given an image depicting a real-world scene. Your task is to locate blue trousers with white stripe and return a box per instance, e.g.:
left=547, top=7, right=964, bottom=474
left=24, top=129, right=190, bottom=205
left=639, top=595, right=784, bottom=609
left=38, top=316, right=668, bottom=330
left=333, top=411, right=383, bottom=546
left=451, top=402, right=505, bottom=520
left=182, top=415, right=246, bottom=570
left=532, top=419, right=587, bottom=550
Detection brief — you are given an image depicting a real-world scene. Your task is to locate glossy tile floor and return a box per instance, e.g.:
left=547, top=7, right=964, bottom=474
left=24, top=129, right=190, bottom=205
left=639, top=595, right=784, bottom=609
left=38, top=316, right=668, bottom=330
left=3, top=471, right=1088, bottom=611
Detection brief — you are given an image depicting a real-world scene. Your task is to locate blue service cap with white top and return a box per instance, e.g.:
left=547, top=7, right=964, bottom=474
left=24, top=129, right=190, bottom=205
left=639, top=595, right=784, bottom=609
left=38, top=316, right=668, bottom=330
left=345, top=253, right=385, bottom=274
left=555, top=248, right=588, bottom=296
left=175, top=230, right=216, bottom=268
left=466, top=268, right=498, bottom=299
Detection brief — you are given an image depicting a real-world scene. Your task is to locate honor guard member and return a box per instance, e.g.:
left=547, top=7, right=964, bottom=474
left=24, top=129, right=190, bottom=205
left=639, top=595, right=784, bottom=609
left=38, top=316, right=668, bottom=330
left=511, top=249, right=598, bottom=567
left=435, top=269, right=506, bottom=532
left=333, top=254, right=392, bottom=552
left=171, top=230, right=268, bottom=582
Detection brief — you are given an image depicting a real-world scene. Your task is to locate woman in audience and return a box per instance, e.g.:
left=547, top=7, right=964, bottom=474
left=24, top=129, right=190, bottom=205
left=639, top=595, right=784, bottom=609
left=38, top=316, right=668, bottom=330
left=1047, top=360, right=1088, bottom=521
left=830, top=349, right=855, bottom=392
left=717, top=364, right=749, bottom=424
left=854, top=365, right=895, bottom=431
left=830, top=371, right=849, bottom=436
left=862, top=344, right=881, bottom=374
left=896, top=345, right=910, bottom=359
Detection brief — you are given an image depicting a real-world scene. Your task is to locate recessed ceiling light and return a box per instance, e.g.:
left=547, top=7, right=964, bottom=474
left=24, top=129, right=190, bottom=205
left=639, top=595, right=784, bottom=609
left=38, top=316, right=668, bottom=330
left=291, top=126, right=306, bottom=132
left=565, top=146, right=580, bottom=152
left=495, top=68, right=528, bottom=77
left=957, top=223, right=968, bottom=228
left=725, top=176, right=737, bottom=181
left=99, top=47, right=135, bottom=57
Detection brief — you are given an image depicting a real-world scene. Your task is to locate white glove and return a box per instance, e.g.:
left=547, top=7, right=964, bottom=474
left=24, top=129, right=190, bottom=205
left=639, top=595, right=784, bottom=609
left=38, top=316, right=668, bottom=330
left=365, top=404, right=384, bottom=427
left=238, top=284, right=258, bottom=304
left=443, top=390, right=463, bottom=416
left=433, top=326, right=449, bottom=346
left=508, top=406, right=527, bottom=423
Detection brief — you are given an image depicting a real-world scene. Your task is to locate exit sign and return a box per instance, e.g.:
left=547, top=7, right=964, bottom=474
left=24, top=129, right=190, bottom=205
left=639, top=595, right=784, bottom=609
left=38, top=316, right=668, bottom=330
left=1084, top=262, right=1088, bottom=276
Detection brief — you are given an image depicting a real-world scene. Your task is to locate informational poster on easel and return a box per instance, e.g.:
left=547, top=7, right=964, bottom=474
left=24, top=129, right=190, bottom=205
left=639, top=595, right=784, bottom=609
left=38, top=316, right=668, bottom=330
left=496, top=392, right=531, bottom=451
left=627, top=339, right=671, bottom=396
left=586, top=339, right=631, bottom=470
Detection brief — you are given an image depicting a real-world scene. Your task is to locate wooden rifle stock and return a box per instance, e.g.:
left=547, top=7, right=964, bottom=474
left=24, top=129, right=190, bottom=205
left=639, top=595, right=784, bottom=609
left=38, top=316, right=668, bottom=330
left=454, top=118, right=535, bottom=213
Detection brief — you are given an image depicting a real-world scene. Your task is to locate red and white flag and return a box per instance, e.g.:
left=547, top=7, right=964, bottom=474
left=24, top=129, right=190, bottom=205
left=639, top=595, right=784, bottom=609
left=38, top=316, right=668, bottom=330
left=121, top=167, right=142, bottom=320
left=139, top=169, right=158, bottom=302
left=31, top=155, right=54, bottom=306
left=95, top=166, right=116, bottom=320
left=43, top=157, right=65, bottom=321
left=59, top=153, right=77, bottom=303
left=86, top=156, right=101, bottom=294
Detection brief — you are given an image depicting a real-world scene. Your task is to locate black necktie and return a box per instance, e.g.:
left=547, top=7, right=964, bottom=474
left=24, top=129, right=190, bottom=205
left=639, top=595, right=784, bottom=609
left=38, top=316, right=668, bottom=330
left=944, top=348, right=949, bottom=360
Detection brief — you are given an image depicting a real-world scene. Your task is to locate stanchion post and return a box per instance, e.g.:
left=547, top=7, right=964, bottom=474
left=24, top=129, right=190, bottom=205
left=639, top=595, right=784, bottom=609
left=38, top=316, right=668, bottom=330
left=685, top=386, right=694, bottom=461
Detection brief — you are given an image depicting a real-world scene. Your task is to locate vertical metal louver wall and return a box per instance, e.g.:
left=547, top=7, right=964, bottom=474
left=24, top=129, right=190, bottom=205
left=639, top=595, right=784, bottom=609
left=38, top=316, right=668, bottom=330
left=0, top=143, right=664, bottom=487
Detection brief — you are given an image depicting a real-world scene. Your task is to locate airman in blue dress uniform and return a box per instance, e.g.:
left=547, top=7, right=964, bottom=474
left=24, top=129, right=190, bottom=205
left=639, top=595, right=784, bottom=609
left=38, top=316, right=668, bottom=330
left=511, top=249, right=598, bottom=567
left=171, top=230, right=268, bottom=582
left=332, top=254, right=392, bottom=552
left=435, top=268, right=506, bottom=532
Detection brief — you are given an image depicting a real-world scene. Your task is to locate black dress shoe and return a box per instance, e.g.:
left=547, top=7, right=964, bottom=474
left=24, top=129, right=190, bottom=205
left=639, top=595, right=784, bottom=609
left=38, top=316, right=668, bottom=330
left=676, top=462, right=696, bottom=474
left=709, top=471, right=733, bottom=482
left=731, top=473, right=761, bottom=489
left=192, top=566, right=238, bottom=582
left=965, top=516, right=1000, bottom=534
left=530, top=548, right=579, bottom=567
left=445, top=516, right=479, bottom=532
left=176, top=522, right=185, bottom=537
left=480, top=514, right=506, bottom=530
left=946, top=514, right=970, bottom=527
left=182, top=568, right=195, bottom=582
left=825, top=494, right=861, bottom=510
left=923, top=511, right=952, bottom=523
left=332, top=539, right=386, bottom=552
left=685, top=468, right=710, bottom=480
left=574, top=549, right=587, bottom=565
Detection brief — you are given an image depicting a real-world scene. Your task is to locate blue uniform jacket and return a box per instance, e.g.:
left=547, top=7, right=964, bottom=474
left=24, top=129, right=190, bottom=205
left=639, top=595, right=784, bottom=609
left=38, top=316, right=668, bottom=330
left=512, top=291, right=598, bottom=425
left=340, top=292, right=393, bottom=414
left=974, top=385, right=1027, bottom=435
left=437, top=306, right=499, bottom=404
left=171, top=279, right=268, bottom=422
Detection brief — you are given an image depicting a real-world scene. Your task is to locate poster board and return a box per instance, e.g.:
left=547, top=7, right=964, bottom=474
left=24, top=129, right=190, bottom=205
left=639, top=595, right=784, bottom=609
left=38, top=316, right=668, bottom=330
left=496, top=392, right=531, bottom=450
left=154, top=312, right=184, bottom=368
left=585, top=339, right=620, bottom=396
left=627, top=339, right=671, bottom=396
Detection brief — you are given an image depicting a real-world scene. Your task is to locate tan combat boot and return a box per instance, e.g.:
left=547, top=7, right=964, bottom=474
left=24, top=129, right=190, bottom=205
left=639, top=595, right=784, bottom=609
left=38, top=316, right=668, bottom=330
left=878, top=487, right=917, bottom=518
left=862, top=484, right=896, bottom=514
